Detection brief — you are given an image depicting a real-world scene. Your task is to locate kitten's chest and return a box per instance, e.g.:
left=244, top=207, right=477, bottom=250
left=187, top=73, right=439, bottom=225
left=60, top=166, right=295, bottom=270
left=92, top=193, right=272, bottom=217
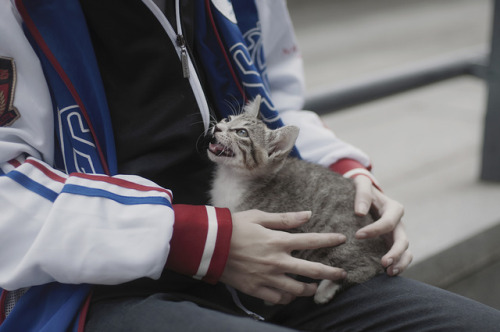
left=210, top=170, right=248, bottom=211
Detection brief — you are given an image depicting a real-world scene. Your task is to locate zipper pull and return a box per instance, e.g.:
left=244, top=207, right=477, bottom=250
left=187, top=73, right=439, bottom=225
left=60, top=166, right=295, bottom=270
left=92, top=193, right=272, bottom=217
left=176, top=34, right=190, bottom=79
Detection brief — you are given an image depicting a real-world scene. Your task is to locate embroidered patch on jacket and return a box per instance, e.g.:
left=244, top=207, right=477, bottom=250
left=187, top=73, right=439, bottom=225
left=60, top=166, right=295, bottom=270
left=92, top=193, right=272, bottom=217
left=0, top=57, right=20, bottom=127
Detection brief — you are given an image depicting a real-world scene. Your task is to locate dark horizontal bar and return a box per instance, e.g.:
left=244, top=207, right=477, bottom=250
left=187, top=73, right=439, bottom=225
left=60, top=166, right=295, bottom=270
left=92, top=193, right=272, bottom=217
left=305, top=49, right=489, bottom=115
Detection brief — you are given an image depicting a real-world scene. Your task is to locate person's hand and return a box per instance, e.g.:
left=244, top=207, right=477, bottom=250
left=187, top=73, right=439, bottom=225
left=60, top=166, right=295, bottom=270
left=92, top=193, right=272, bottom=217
left=219, top=209, right=347, bottom=305
left=352, top=175, right=413, bottom=276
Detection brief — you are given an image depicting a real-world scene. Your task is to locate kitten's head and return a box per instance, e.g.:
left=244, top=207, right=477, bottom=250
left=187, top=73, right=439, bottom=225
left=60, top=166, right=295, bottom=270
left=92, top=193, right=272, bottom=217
left=207, top=96, right=299, bottom=176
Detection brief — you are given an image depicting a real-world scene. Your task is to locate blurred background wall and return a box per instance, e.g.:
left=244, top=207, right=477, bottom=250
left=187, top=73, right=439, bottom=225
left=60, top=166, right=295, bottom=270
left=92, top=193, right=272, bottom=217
left=287, top=0, right=500, bottom=309
left=288, top=0, right=489, bottom=89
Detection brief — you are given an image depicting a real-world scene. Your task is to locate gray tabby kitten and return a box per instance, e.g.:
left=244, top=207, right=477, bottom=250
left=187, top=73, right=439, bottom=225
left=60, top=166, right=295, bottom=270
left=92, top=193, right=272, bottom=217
left=207, top=96, right=386, bottom=304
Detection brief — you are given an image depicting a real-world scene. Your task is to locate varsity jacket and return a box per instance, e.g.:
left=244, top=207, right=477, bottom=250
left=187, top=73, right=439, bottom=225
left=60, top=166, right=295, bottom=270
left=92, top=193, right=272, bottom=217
left=0, top=0, right=375, bottom=330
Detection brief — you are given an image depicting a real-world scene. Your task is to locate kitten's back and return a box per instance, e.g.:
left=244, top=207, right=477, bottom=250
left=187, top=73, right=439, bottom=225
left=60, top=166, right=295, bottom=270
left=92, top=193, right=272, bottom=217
left=235, top=157, right=386, bottom=286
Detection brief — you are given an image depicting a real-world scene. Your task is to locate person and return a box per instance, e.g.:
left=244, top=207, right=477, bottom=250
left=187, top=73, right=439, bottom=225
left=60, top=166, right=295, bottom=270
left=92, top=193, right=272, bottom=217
left=0, top=0, right=499, bottom=331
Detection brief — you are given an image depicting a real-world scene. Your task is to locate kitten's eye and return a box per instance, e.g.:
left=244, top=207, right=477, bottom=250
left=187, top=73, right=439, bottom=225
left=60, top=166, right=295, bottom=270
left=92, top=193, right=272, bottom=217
left=236, top=129, right=249, bottom=137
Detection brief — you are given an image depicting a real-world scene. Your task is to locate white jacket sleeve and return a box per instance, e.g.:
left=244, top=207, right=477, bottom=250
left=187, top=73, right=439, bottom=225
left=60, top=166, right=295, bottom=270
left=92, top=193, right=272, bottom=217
left=0, top=1, right=232, bottom=291
left=0, top=157, right=174, bottom=290
left=0, top=2, right=170, bottom=290
left=256, top=0, right=372, bottom=170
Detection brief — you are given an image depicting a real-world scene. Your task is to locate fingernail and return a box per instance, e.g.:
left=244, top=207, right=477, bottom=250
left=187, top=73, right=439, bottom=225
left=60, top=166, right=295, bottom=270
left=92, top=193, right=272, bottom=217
left=385, top=258, right=394, bottom=267
left=392, top=268, right=400, bottom=276
left=356, top=231, right=367, bottom=239
left=297, top=211, right=312, bottom=221
left=342, top=271, right=347, bottom=278
left=356, top=202, right=369, bottom=215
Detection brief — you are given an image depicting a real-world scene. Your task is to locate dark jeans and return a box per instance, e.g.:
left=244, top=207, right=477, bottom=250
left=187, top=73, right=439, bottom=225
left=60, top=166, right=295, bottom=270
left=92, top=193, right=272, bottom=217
left=85, top=275, right=500, bottom=331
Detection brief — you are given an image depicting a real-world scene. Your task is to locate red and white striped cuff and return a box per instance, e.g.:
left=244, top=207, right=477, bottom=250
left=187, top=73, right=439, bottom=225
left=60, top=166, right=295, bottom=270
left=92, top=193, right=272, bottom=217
left=329, top=158, right=381, bottom=190
left=166, top=205, right=232, bottom=284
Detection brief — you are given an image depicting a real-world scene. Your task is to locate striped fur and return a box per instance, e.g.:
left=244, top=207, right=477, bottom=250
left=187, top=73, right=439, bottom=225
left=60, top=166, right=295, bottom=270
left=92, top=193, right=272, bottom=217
left=208, top=98, right=386, bottom=304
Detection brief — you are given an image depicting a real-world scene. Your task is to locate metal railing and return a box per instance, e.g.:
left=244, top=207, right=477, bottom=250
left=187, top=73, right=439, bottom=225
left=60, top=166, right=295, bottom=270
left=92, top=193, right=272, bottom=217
left=305, top=0, right=500, bottom=182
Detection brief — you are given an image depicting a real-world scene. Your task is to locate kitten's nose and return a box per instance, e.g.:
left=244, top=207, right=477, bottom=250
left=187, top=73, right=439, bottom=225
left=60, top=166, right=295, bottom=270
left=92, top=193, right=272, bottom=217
left=213, top=125, right=222, bottom=133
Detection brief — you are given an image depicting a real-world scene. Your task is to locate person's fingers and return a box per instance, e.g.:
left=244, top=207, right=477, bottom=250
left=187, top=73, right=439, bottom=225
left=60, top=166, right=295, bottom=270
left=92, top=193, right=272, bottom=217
left=284, top=232, right=346, bottom=251
left=371, top=188, right=405, bottom=219
left=276, top=256, right=347, bottom=281
left=250, top=286, right=296, bottom=305
left=246, top=210, right=313, bottom=230
left=273, top=292, right=296, bottom=305
left=386, top=250, right=413, bottom=276
left=381, top=223, right=413, bottom=275
left=356, top=214, right=397, bottom=239
left=235, top=274, right=314, bottom=305
left=356, top=197, right=404, bottom=239
left=381, top=223, right=409, bottom=266
left=353, top=176, right=374, bottom=216
left=264, top=275, right=318, bottom=298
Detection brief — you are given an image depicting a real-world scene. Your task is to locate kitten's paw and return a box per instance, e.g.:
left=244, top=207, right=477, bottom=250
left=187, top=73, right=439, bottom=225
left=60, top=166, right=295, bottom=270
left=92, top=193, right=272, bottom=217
left=314, top=279, right=341, bottom=304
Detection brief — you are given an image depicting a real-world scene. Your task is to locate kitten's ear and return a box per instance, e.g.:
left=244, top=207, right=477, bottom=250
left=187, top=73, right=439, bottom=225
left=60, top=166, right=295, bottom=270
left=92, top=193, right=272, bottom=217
left=268, top=125, right=299, bottom=160
left=244, top=95, right=262, bottom=119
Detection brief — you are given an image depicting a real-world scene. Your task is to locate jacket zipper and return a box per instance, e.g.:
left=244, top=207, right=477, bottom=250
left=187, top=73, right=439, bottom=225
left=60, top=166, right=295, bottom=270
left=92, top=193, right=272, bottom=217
left=176, top=34, right=190, bottom=79
left=141, top=0, right=211, bottom=133
left=174, top=0, right=190, bottom=79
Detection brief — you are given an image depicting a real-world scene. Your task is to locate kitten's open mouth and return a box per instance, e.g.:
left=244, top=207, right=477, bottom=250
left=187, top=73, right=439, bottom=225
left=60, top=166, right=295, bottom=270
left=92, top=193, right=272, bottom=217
left=208, top=142, right=235, bottom=157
